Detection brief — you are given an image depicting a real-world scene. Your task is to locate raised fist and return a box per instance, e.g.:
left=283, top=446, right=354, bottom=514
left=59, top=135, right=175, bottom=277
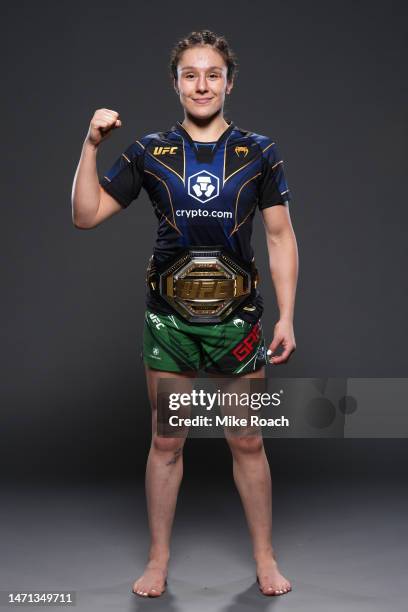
left=86, top=108, right=122, bottom=146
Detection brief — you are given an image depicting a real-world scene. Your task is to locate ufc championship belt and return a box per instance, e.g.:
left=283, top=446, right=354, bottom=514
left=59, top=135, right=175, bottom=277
left=146, top=247, right=259, bottom=324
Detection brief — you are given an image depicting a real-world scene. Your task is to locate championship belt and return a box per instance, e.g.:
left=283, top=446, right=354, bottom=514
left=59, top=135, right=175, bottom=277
left=146, top=247, right=259, bottom=323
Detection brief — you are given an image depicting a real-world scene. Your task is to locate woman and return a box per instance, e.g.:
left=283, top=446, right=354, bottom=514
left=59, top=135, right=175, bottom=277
left=72, top=30, right=298, bottom=598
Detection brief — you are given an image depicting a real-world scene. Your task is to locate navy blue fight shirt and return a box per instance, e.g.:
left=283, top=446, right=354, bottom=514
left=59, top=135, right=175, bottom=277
left=99, top=120, right=292, bottom=322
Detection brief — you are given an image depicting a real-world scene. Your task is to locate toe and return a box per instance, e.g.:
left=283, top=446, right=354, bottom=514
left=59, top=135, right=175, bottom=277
left=133, top=582, right=144, bottom=596
left=149, top=587, right=161, bottom=597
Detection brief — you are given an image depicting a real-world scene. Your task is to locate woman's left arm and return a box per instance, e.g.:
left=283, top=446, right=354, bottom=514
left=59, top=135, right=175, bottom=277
left=261, top=204, right=299, bottom=364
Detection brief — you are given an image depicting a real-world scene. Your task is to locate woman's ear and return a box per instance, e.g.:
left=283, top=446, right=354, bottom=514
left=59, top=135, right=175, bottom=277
left=226, top=80, right=234, bottom=95
left=173, top=78, right=179, bottom=95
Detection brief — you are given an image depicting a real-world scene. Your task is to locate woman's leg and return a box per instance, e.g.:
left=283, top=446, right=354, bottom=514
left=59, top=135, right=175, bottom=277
left=132, top=366, right=196, bottom=597
left=220, top=367, right=292, bottom=596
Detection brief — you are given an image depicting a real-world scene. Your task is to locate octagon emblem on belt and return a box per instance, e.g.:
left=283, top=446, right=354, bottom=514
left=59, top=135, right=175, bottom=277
left=158, top=248, right=252, bottom=323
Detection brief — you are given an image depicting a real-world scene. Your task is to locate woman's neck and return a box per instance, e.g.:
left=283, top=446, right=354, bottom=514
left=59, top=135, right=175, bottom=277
left=180, top=113, right=230, bottom=143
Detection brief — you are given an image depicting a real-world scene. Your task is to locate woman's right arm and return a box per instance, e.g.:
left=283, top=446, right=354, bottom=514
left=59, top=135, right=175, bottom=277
left=71, top=108, right=124, bottom=229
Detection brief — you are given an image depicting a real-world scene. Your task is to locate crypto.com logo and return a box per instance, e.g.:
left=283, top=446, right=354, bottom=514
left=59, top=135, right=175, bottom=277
left=188, top=171, right=220, bottom=203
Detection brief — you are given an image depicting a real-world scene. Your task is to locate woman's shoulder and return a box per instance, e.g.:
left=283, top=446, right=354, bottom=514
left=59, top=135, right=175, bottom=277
left=234, top=125, right=280, bottom=160
left=124, top=126, right=180, bottom=153
left=234, top=125, right=277, bottom=148
left=120, top=129, right=165, bottom=159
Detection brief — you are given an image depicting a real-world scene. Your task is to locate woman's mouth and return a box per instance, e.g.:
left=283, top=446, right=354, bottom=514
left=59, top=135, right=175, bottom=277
left=193, top=98, right=213, bottom=105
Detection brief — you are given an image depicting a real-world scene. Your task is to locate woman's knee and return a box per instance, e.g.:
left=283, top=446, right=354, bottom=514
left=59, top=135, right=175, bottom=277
left=152, top=434, right=185, bottom=455
left=227, top=434, right=264, bottom=455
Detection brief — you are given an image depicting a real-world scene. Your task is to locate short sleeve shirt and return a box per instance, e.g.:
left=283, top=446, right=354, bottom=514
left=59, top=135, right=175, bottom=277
left=100, top=120, right=292, bottom=319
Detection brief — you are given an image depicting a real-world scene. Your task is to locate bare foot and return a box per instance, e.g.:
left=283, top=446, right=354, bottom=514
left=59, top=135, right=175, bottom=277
left=132, top=560, right=168, bottom=598
left=255, top=552, right=292, bottom=596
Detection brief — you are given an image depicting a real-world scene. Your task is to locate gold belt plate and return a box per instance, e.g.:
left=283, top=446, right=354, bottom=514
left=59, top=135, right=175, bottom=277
left=159, top=250, right=253, bottom=323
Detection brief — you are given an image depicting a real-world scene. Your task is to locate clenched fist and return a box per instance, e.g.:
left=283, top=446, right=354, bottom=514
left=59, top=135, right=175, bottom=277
left=86, top=108, right=122, bottom=147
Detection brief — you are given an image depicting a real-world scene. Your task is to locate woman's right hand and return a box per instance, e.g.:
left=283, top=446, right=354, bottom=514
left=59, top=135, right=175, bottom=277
left=85, top=108, right=122, bottom=147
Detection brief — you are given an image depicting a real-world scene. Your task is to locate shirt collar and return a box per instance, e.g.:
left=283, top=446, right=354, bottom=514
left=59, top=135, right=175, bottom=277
left=173, top=120, right=235, bottom=148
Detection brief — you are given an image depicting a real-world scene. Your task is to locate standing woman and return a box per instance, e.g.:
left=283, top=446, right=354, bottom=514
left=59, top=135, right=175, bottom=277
left=72, top=30, right=298, bottom=598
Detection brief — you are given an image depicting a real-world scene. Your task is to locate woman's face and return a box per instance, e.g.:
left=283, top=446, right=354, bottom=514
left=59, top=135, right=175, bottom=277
left=175, top=45, right=233, bottom=119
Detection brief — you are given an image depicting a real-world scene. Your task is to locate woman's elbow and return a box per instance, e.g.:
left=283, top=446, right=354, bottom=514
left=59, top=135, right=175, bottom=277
left=72, top=211, right=97, bottom=230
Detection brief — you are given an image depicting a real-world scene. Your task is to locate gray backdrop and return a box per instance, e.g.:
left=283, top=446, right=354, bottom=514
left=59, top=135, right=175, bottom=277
left=1, top=0, right=407, bottom=482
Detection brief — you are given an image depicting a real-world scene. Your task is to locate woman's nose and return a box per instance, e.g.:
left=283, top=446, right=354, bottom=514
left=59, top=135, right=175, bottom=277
left=196, top=76, right=208, bottom=91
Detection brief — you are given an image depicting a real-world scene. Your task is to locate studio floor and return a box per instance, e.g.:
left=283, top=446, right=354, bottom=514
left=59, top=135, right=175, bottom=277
left=1, top=478, right=406, bottom=611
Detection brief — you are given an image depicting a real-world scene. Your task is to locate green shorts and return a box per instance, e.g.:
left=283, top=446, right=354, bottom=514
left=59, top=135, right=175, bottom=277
left=142, top=309, right=267, bottom=375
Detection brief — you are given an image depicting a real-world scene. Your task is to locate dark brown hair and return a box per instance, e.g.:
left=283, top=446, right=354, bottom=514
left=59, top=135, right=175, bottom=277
left=169, top=30, right=238, bottom=84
